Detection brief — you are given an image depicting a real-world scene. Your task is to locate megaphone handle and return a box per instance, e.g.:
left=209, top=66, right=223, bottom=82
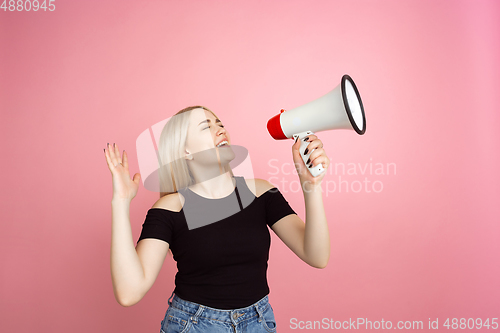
left=292, top=131, right=325, bottom=178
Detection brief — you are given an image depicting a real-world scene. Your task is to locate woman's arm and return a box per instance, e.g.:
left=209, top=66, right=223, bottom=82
left=268, top=182, right=330, bottom=269
left=105, top=143, right=168, bottom=306
left=268, top=133, right=331, bottom=268
left=110, top=199, right=169, bottom=306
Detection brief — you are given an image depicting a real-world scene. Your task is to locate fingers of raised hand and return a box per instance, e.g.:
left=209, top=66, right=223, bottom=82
left=105, top=143, right=124, bottom=169
left=104, top=144, right=112, bottom=168
left=306, top=147, right=325, bottom=165
left=303, top=136, right=324, bottom=156
left=309, top=151, right=330, bottom=170
left=304, top=135, right=323, bottom=148
left=294, top=134, right=319, bottom=151
left=304, top=134, right=318, bottom=141
left=122, top=150, right=129, bottom=169
left=113, top=143, right=124, bottom=167
left=303, top=135, right=328, bottom=168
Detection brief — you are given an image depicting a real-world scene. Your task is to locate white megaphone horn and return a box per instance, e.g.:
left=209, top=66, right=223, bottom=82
left=267, top=74, right=366, bottom=177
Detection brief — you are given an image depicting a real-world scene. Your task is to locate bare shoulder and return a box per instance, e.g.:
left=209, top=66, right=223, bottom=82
left=151, top=192, right=185, bottom=212
left=244, top=178, right=276, bottom=198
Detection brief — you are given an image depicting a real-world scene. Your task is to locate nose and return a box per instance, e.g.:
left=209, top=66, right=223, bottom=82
left=216, top=125, right=226, bottom=136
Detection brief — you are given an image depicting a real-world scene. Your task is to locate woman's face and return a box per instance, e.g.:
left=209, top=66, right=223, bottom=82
left=185, top=108, right=231, bottom=157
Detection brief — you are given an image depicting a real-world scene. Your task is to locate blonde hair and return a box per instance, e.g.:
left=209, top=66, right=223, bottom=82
left=158, top=106, right=234, bottom=197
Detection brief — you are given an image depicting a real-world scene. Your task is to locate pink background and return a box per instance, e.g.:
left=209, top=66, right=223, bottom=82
left=1, top=0, right=499, bottom=331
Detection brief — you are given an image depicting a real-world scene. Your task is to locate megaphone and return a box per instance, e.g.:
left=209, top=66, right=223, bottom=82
left=267, top=74, right=366, bottom=177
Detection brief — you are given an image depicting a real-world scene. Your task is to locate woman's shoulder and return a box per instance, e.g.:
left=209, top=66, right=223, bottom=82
left=243, top=177, right=276, bottom=198
left=150, top=178, right=277, bottom=211
left=151, top=192, right=185, bottom=212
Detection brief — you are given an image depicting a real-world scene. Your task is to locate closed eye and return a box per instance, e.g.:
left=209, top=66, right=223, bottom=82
left=203, top=125, right=224, bottom=130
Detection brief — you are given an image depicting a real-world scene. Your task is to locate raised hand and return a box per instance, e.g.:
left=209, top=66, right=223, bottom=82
left=104, top=143, right=141, bottom=201
left=292, top=134, right=330, bottom=188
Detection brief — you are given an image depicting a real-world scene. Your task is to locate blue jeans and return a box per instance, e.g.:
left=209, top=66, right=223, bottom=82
left=160, top=292, right=277, bottom=333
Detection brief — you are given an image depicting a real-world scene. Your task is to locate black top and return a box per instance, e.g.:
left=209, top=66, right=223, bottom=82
left=137, top=176, right=297, bottom=309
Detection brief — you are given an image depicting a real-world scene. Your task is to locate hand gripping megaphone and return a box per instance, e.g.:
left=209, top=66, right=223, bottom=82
left=267, top=74, right=366, bottom=177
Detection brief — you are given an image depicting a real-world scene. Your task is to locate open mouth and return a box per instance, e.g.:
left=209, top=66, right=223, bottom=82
left=216, top=140, right=230, bottom=148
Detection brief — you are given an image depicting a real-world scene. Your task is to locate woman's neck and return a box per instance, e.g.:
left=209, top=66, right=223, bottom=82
left=189, top=172, right=235, bottom=199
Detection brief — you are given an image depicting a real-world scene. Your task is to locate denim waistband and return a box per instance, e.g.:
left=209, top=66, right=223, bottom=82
left=167, top=292, right=270, bottom=325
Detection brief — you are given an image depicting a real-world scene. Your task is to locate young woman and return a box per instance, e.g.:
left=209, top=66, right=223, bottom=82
left=104, top=106, right=330, bottom=333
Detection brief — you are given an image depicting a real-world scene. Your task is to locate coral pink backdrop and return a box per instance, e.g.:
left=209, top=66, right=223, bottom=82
left=1, top=0, right=499, bottom=332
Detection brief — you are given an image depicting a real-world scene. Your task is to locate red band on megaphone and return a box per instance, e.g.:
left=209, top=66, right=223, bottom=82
left=267, top=113, right=287, bottom=140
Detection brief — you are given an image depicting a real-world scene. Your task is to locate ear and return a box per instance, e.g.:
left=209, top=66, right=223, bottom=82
left=184, top=150, right=193, bottom=160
